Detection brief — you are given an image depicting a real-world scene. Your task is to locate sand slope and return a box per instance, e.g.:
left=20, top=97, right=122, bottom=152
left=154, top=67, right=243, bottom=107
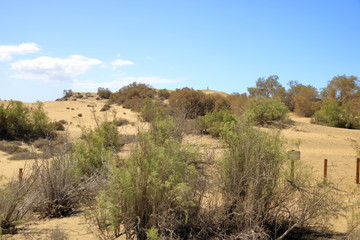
left=1, top=95, right=360, bottom=238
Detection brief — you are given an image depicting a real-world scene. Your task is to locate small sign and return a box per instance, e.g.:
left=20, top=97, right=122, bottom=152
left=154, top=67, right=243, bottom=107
left=288, top=150, right=300, bottom=161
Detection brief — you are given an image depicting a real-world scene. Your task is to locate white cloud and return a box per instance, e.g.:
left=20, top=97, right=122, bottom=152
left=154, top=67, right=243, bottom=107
left=73, top=76, right=180, bottom=92
left=0, top=43, right=40, bottom=61
left=111, top=58, right=134, bottom=69
left=11, top=55, right=102, bottom=82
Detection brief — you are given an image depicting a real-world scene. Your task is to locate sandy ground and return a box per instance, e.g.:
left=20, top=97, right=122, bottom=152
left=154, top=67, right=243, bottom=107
left=1, top=95, right=360, bottom=238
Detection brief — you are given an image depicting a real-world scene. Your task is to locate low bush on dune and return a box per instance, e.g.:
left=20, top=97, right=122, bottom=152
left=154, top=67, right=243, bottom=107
left=168, top=87, right=230, bottom=119
left=0, top=101, right=56, bottom=141
left=198, top=109, right=237, bottom=137
left=245, top=97, right=290, bottom=126
left=97, top=87, right=112, bottom=99
left=109, top=82, right=156, bottom=111
left=311, top=100, right=360, bottom=129
left=0, top=170, right=37, bottom=234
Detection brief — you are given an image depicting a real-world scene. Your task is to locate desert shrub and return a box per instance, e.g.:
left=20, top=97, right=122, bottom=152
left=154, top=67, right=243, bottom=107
left=198, top=109, right=237, bottom=137
left=140, top=98, right=167, bottom=122
left=219, top=121, right=286, bottom=236
left=227, top=92, right=249, bottom=116
left=286, top=82, right=320, bottom=117
left=110, top=82, right=156, bottom=111
left=112, top=117, right=129, bottom=126
left=168, top=88, right=227, bottom=119
left=32, top=153, right=79, bottom=218
left=0, top=101, right=56, bottom=141
left=53, top=121, right=66, bottom=131
left=0, top=141, right=24, bottom=154
left=63, top=89, right=73, bottom=98
left=97, top=87, right=112, bottom=99
left=245, top=97, right=290, bottom=126
left=217, top=120, right=342, bottom=238
left=91, top=116, right=205, bottom=240
left=8, top=151, right=42, bottom=160
left=100, top=104, right=111, bottom=112
left=158, top=88, right=170, bottom=100
left=78, top=113, right=83, bottom=117
left=70, top=122, right=120, bottom=178
left=311, top=100, right=360, bottom=129
left=0, top=172, right=37, bottom=234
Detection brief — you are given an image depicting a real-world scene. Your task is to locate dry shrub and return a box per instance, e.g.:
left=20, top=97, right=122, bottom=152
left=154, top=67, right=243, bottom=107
left=100, top=104, right=111, bottom=112
left=228, top=93, right=249, bottom=116
left=32, top=152, right=79, bottom=218
left=169, top=88, right=228, bottom=119
left=8, top=151, right=42, bottom=160
left=97, top=87, right=112, bottom=99
left=210, top=120, right=343, bottom=239
left=63, top=90, right=73, bottom=98
left=112, top=118, right=129, bottom=127
left=0, top=141, right=24, bottom=154
left=0, top=169, right=37, bottom=234
left=158, top=88, right=170, bottom=100
left=53, top=121, right=66, bottom=131
left=110, top=82, right=156, bottom=111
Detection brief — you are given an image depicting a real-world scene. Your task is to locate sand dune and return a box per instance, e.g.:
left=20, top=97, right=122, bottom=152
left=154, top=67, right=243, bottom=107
left=1, top=94, right=359, bottom=238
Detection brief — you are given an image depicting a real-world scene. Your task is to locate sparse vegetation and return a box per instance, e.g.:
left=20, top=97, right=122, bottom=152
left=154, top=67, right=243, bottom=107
left=97, top=87, right=112, bottom=99
left=110, top=82, right=156, bottom=111
left=63, top=89, right=73, bottom=98
left=91, top=115, right=205, bottom=240
left=100, top=104, right=111, bottom=112
left=0, top=101, right=56, bottom=141
left=158, top=88, right=170, bottom=100
left=2, top=77, right=360, bottom=238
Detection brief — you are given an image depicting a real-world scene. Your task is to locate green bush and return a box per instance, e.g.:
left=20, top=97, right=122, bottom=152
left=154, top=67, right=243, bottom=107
left=198, top=109, right=237, bottom=137
left=0, top=101, right=55, bottom=140
left=92, top=116, right=204, bottom=239
left=245, top=97, right=290, bottom=126
left=140, top=98, right=167, bottom=123
left=70, top=122, right=121, bottom=178
left=311, top=100, right=360, bottom=129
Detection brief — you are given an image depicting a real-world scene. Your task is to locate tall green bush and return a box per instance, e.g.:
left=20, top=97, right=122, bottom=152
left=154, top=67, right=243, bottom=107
left=245, top=97, right=290, bottom=126
left=70, top=122, right=121, bottom=178
left=0, top=101, right=55, bottom=140
left=92, top=116, right=204, bottom=240
left=198, top=109, right=237, bottom=137
left=311, top=100, right=360, bottom=129
left=220, top=121, right=285, bottom=236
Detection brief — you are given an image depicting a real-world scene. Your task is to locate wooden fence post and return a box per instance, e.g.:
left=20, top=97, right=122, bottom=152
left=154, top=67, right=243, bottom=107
left=356, top=158, right=360, bottom=184
left=324, top=159, right=328, bottom=184
left=19, top=168, right=23, bottom=182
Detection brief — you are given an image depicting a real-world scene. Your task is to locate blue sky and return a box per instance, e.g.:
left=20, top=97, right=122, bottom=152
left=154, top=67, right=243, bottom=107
left=0, top=0, right=359, bottom=102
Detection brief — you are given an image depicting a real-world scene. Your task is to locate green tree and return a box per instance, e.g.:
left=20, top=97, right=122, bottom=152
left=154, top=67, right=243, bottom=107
left=248, top=75, right=286, bottom=100
left=321, top=75, right=359, bottom=104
